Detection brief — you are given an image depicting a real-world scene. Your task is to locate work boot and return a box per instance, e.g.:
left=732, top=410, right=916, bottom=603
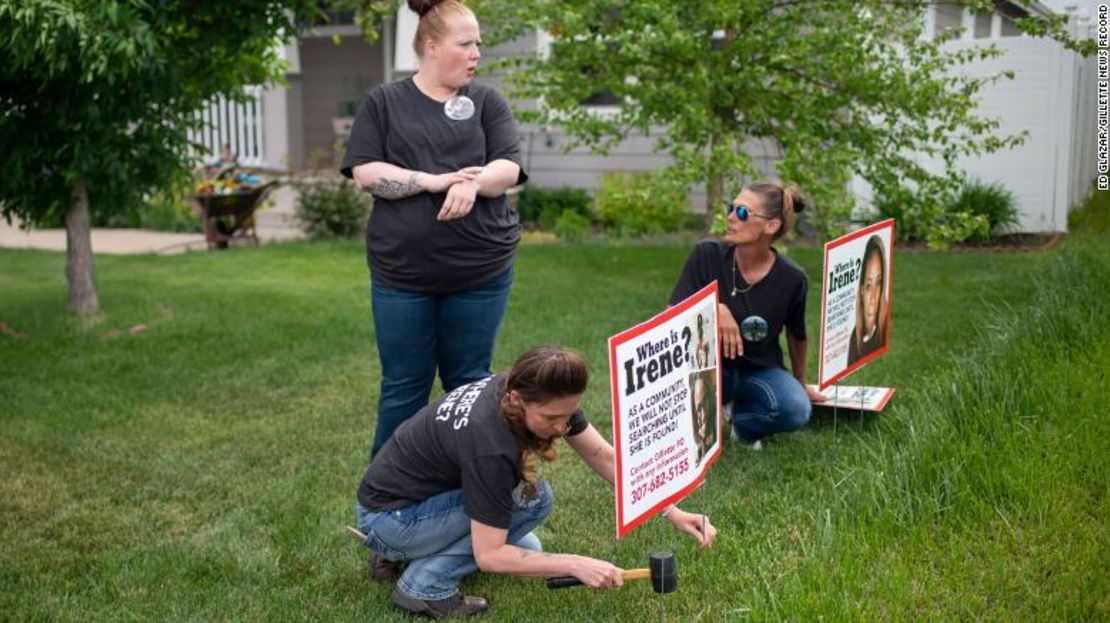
left=368, top=551, right=403, bottom=584
left=391, top=587, right=489, bottom=619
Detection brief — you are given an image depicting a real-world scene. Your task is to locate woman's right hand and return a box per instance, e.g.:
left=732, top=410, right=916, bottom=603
left=718, top=303, right=743, bottom=359
left=570, top=556, right=624, bottom=589
left=422, top=166, right=483, bottom=193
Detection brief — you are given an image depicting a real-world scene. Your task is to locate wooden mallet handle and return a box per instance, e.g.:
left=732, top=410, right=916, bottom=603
left=545, top=568, right=649, bottom=589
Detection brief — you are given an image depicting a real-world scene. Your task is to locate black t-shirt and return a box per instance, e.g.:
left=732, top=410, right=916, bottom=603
left=669, top=240, right=808, bottom=371
left=357, top=375, right=588, bottom=530
left=340, top=78, right=527, bottom=293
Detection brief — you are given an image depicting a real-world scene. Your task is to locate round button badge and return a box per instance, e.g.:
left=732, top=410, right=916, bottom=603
left=444, top=95, right=475, bottom=121
left=740, top=315, right=769, bottom=343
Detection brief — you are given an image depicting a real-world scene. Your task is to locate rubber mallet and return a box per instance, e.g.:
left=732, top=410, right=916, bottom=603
left=546, top=551, right=677, bottom=593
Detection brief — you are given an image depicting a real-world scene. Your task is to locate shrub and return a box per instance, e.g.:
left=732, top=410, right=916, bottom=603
left=136, top=188, right=204, bottom=233
left=96, top=175, right=203, bottom=233
left=553, top=209, right=591, bottom=241
left=515, top=186, right=593, bottom=230
left=293, top=176, right=371, bottom=239
left=874, top=186, right=988, bottom=249
left=952, top=179, right=1019, bottom=242
left=595, top=171, right=689, bottom=237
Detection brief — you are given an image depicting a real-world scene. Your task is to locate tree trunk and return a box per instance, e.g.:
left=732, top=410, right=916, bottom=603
left=704, top=133, right=725, bottom=229
left=66, top=182, right=99, bottom=316
left=704, top=24, right=737, bottom=229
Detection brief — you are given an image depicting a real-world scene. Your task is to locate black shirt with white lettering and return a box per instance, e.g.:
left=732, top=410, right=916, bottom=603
left=340, top=78, right=527, bottom=293
left=669, top=240, right=808, bottom=371
left=357, top=375, right=588, bottom=529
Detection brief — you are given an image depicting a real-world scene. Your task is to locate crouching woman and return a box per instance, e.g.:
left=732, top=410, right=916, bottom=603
left=355, top=345, right=718, bottom=618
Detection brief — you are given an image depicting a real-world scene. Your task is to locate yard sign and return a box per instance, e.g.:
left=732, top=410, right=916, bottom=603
left=609, top=283, right=721, bottom=538
left=818, top=219, right=896, bottom=389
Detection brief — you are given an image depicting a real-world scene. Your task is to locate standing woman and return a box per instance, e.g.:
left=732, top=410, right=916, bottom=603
left=341, top=0, right=527, bottom=455
left=669, top=182, right=826, bottom=449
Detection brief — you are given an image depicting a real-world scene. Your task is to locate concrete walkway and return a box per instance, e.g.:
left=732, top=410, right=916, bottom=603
left=0, top=186, right=305, bottom=255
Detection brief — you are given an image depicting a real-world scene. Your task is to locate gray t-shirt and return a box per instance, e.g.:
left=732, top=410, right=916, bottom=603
left=357, top=375, right=588, bottom=529
left=340, top=78, right=527, bottom=293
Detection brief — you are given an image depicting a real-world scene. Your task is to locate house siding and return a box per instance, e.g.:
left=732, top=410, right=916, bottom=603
left=297, top=35, right=384, bottom=168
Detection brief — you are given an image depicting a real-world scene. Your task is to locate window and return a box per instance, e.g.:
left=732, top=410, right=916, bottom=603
left=933, top=4, right=964, bottom=37
left=973, top=12, right=992, bottom=39
left=996, top=2, right=1029, bottom=38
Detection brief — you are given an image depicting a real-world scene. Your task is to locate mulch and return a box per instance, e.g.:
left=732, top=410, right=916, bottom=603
left=896, top=233, right=1064, bottom=253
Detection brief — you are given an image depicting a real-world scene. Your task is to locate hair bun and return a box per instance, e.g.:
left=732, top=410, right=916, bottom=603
left=784, top=184, right=807, bottom=213
left=408, top=0, right=448, bottom=17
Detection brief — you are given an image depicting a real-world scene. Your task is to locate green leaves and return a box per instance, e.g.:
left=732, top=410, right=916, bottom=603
left=0, top=0, right=316, bottom=226
left=467, top=0, right=1091, bottom=238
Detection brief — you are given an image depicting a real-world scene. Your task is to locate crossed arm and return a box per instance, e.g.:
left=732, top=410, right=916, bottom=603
left=351, top=160, right=520, bottom=210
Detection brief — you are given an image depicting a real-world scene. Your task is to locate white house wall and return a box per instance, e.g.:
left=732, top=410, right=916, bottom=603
left=920, top=34, right=1090, bottom=232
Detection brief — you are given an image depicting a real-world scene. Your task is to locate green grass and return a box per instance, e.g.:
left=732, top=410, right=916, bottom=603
left=1, top=230, right=1107, bottom=621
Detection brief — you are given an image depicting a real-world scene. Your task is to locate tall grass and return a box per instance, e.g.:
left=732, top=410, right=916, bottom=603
left=0, top=234, right=1105, bottom=621
left=784, top=236, right=1110, bottom=619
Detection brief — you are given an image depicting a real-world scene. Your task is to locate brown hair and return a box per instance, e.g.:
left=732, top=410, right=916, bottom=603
left=408, top=0, right=473, bottom=59
left=854, top=235, right=887, bottom=349
left=499, top=345, right=588, bottom=497
left=745, top=182, right=809, bottom=241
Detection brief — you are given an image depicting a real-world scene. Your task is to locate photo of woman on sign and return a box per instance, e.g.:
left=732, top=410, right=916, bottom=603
left=689, top=369, right=717, bottom=465
left=847, top=235, right=888, bottom=365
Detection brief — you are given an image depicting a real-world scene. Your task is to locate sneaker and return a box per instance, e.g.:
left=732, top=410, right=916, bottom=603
left=368, top=551, right=403, bottom=584
left=730, top=426, right=762, bottom=450
left=391, top=587, right=489, bottom=619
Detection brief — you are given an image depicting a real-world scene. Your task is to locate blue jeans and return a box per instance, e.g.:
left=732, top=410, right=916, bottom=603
left=724, top=365, right=812, bottom=443
left=369, top=269, right=513, bottom=456
left=355, top=481, right=554, bottom=601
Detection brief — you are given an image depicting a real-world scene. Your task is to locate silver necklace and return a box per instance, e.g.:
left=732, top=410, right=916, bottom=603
left=731, top=252, right=755, bottom=296
left=730, top=249, right=771, bottom=343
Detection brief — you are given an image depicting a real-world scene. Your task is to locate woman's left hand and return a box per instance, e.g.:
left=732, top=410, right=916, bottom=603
left=438, top=179, right=480, bottom=221
left=805, top=384, right=828, bottom=403
left=667, top=508, right=717, bottom=548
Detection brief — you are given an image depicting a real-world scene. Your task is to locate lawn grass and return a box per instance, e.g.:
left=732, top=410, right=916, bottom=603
left=1, top=229, right=1106, bottom=621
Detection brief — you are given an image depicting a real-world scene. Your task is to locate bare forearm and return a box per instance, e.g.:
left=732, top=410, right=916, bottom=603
left=568, top=426, right=616, bottom=486
left=479, top=544, right=587, bottom=577
left=590, top=447, right=616, bottom=487
left=352, top=162, right=424, bottom=199
left=474, top=159, right=520, bottom=198
left=787, top=335, right=807, bottom=381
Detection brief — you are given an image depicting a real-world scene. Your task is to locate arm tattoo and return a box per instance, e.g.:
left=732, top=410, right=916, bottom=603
left=365, top=172, right=422, bottom=199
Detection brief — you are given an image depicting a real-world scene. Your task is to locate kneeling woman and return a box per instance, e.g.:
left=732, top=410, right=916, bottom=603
left=670, top=182, right=826, bottom=449
left=355, top=345, right=718, bottom=618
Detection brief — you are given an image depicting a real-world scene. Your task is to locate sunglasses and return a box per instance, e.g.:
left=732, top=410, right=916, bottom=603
left=724, top=202, right=774, bottom=222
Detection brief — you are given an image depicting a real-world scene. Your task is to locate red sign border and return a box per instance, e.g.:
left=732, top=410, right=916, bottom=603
left=608, top=282, right=722, bottom=539
left=818, top=219, right=896, bottom=391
